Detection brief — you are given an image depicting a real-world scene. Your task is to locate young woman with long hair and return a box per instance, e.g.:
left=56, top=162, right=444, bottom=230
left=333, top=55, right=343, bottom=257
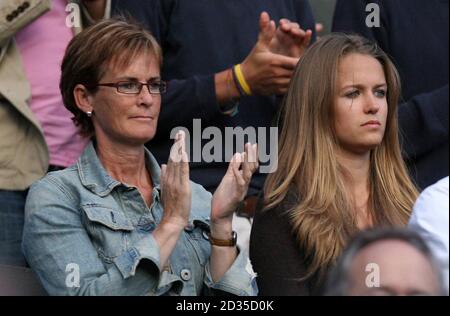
left=250, top=34, right=419, bottom=295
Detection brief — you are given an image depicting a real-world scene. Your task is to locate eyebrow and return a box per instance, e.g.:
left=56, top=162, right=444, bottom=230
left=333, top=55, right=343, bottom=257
left=340, top=83, right=387, bottom=90
left=114, top=76, right=161, bottom=82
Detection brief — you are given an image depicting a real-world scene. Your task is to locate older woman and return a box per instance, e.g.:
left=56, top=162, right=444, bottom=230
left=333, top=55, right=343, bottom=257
left=22, top=18, right=258, bottom=296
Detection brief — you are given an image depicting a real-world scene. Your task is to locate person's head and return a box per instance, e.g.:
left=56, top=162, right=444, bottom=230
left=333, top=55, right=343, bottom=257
left=264, top=33, right=418, bottom=280
left=60, top=17, right=164, bottom=145
left=325, top=228, right=445, bottom=296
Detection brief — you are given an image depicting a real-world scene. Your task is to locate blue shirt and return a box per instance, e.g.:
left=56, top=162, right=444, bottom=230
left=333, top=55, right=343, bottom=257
left=22, top=142, right=257, bottom=295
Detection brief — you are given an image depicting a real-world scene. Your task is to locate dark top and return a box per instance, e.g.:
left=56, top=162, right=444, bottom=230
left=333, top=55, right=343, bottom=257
left=249, top=197, right=323, bottom=295
left=111, top=0, right=316, bottom=195
left=332, top=0, right=449, bottom=189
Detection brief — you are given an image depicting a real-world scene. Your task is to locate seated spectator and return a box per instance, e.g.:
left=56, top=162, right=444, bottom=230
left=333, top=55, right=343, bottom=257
left=22, top=18, right=259, bottom=296
left=409, top=176, right=449, bottom=294
left=250, top=34, right=418, bottom=295
left=324, top=228, right=445, bottom=296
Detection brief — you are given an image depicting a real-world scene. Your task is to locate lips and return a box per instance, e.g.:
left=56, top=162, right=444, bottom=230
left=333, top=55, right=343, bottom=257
left=129, top=115, right=154, bottom=120
left=361, top=120, right=381, bottom=126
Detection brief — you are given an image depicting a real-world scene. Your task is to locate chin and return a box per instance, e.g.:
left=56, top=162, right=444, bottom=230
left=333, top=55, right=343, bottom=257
left=359, top=133, right=384, bottom=147
left=140, top=133, right=156, bottom=144
left=125, top=132, right=155, bottom=145
left=345, top=141, right=382, bottom=155
left=135, top=127, right=157, bottom=142
left=367, top=138, right=384, bottom=148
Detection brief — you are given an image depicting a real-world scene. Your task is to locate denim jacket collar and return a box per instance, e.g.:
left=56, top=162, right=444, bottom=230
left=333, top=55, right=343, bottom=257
left=77, top=141, right=161, bottom=197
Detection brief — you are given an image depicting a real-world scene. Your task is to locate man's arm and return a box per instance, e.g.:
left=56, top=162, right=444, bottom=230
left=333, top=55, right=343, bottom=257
left=399, top=85, right=449, bottom=160
left=80, top=0, right=107, bottom=22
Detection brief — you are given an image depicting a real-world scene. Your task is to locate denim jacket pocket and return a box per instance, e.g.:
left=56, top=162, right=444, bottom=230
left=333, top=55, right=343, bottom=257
left=81, top=204, right=134, bottom=263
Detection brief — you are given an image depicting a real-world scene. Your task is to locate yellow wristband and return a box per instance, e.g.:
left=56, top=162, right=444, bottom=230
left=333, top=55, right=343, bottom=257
left=234, top=64, right=252, bottom=96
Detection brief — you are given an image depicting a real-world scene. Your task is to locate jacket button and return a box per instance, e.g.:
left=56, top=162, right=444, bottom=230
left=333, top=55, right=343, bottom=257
left=6, top=15, right=13, bottom=22
left=180, top=269, right=191, bottom=281
left=184, top=223, right=194, bottom=232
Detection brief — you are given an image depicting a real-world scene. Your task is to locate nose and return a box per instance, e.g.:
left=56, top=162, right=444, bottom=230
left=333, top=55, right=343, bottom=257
left=364, top=92, right=380, bottom=114
left=138, top=84, right=154, bottom=107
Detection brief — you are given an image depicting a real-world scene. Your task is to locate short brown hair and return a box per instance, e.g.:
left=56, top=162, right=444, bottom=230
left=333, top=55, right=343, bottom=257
left=60, top=17, right=162, bottom=137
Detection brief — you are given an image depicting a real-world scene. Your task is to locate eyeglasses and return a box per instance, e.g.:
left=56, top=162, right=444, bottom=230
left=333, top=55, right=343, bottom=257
left=91, top=79, right=167, bottom=95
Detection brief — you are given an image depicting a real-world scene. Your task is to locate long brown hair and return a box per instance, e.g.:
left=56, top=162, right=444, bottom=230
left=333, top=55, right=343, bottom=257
left=264, top=34, right=418, bottom=280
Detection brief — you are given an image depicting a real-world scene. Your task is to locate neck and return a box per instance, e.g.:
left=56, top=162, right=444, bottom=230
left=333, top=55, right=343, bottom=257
left=336, top=149, right=372, bottom=221
left=95, top=137, right=151, bottom=189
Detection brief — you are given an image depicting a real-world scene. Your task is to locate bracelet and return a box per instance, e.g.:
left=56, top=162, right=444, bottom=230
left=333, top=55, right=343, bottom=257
left=219, top=68, right=239, bottom=117
left=232, top=64, right=252, bottom=96
left=231, top=66, right=246, bottom=96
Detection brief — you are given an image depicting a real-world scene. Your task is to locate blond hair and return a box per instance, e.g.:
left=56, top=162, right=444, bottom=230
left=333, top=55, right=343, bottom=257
left=264, top=34, right=418, bottom=280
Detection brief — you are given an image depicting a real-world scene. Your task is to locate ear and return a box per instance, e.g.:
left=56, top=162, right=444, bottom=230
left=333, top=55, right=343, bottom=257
left=73, top=84, right=94, bottom=114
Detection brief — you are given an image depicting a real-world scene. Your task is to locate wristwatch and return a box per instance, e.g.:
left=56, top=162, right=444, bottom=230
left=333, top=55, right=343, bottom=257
left=208, top=231, right=237, bottom=247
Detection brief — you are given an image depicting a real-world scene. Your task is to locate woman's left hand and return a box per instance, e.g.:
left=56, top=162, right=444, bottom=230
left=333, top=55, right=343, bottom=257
left=211, top=143, right=259, bottom=226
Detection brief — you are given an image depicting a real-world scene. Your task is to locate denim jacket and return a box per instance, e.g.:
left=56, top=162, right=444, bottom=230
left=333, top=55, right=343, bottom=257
left=22, top=142, right=257, bottom=296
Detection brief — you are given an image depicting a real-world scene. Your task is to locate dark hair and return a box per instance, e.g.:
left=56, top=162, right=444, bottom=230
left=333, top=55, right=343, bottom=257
left=324, top=228, right=445, bottom=295
left=60, top=17, right=162, bottom=137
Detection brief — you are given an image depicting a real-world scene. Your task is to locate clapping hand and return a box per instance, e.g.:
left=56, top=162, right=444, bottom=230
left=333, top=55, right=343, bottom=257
left=211, top=143, right=259, bottom=226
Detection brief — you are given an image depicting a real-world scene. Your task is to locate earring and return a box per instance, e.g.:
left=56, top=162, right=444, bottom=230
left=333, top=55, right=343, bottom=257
left=86, top=111, right=92, bottom=117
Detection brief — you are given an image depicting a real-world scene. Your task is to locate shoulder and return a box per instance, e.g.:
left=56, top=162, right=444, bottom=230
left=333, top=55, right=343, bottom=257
left=254, top=201, right=290, bottom=222
left=23, top=166, right=86, bottom=246
left=410, top=177, right=449, bottom=230
left=419, top=176, right=449, bottom=201
left=250, top=192, right=315, bottom=295
left=31, top=165, right=79, bottom=192
left=251, top=190, right=301, bottom=247
left=26, top=166, right=81, bottom=213
left=253, top=191, right=299, bottom=228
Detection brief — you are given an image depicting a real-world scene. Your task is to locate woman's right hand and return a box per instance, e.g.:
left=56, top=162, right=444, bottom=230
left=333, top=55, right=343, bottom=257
left=160, top=131, right=191, bottom=229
